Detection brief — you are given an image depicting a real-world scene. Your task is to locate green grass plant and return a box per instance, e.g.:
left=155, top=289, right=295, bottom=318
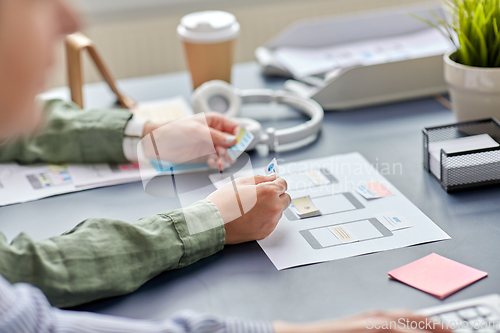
left=412, top=0, right=500, bottom=67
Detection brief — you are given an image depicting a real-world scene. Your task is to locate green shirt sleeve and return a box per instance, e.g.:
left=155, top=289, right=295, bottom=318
left=0, top=199, right=225, bottom=308
left=0, top=99, right=132, bottom=164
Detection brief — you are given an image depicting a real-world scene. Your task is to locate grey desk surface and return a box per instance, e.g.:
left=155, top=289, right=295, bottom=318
left=2, top=62, right=499, bottom=322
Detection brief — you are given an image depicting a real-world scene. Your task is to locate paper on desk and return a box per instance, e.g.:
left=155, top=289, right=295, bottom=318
left=388, top=253, right=488, bottom=299
left=0, top=160, right=210, bottom=206
left=132, top=96, right=193, bottom=124
left=69, top=159, right=211, bottom=188
left=0, top=163, right=86, bottom=206
left=428, top=134, right=499, bottom=179
left=68, top=163, right=145, bottom=187
left=0, top=162, right=171, bottom=206
left=240, top=152, right=450, bottom=270
left=274, top=28, right=453, bottom=78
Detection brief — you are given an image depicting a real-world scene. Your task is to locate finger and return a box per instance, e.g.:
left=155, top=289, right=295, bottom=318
left=207, top=156, right=218, bottom=169
left=280, top=193, right=292, bottom=210
left=272, top=177, right=288, bottom=194
left=246, top=174, right=276, bottom=185
left=206, top=113, right=241, bottom=136
left=233, top=126, right=241, bottom=136
left=210, top=128, right=237, bottom=148
left=215, top=147, right=235, bottom=168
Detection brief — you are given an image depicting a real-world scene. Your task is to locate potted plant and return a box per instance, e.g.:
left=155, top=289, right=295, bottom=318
left=416, top=0, right=500, bottom=121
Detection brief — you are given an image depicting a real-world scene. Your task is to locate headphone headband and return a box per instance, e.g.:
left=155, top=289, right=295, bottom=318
left=239, top=89, right=324, bottom=150
left=192, top=80, right=324, bottom=152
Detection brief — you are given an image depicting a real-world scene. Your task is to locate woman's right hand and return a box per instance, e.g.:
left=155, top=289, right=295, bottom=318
left=274, top=311, right=451, bottom=333
left=207, top=174, right=291, bottom=245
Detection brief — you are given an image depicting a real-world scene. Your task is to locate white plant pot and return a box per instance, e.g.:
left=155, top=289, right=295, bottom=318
left=444, top=52, right=500, bottom=122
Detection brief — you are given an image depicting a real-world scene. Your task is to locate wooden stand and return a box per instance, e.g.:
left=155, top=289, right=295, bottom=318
left=65, top=33, right=135, bottom=109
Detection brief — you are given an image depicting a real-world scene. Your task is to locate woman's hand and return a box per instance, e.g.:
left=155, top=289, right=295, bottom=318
left=273, top=311, right=451, bottom=333
left=142, top=112, right=240, bottom=169
left=207, top=174, right=291, bottom=244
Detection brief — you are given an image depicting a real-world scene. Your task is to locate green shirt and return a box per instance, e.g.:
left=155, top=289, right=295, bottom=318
left=0, top=99, right=226, bottom=308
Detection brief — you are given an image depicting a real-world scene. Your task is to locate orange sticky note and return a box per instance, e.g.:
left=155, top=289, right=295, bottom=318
left=388, top=253, right=488, bottom=299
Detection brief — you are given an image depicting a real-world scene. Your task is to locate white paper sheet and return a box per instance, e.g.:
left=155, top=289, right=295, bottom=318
left=251, top=153, right=450, bottom=270
left=132, top=96, right=193, bottom=124
left=68, top=163, right=145, bottom=187
left=273, top=28, right=453, bottom=78
left=0, top=162, right=161, bottom=206
left=0, top=160, right=212, bottom=206
left=68, top=160, right=210, bottom=188
left=0, top=163, right=80, bottom=206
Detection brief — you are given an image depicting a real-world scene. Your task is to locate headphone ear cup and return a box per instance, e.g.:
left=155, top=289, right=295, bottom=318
left=191, top=80, right=242, bottom=117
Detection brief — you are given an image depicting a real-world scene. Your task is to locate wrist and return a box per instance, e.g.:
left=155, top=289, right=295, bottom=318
left=123, top=118, right=149, bottom=162
left=142, top=122, right=158, bottom=138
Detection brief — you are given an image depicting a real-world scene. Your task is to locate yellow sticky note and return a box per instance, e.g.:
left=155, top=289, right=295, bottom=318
left=291, top=196, right=321, bottom=218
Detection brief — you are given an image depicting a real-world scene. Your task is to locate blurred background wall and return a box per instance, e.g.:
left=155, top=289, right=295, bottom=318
left=50, top=0, right=431, bottom=88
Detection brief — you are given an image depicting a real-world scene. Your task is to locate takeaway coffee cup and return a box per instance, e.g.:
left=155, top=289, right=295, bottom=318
left=177, top=11, right=240, bottom=89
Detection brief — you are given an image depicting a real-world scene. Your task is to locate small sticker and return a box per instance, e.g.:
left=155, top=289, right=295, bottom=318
left=357, top=181, right=392, bottom=199
left=227, top=128, right=254, bottom=161
left=291, top=196, right=321, bottom=218
left=266, top=158, right=279, bottom=176
left=306, top=170, right=330, bottom=185
left=376, top=212, right=412, bottom=231
left=329, top=225, right=357, bottom=243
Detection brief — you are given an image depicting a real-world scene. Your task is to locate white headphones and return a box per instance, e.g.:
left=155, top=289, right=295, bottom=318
left=191, top=80, right=324, bottom=152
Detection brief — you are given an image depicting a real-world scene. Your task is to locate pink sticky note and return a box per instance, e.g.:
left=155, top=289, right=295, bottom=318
left=388, top=253, right=488, bottom=299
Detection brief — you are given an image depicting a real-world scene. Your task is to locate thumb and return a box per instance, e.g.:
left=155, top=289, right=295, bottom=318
left=210, top=128, right=237, bottom=148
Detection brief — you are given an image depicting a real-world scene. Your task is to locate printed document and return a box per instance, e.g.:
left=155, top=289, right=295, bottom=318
left=208, top=152, right=450, bottom=270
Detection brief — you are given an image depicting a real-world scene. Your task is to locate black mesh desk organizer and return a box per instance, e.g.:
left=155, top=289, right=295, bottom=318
left=423, top=118, right=500, bottom=193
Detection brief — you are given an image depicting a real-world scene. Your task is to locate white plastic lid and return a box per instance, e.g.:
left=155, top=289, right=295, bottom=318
left=177, top=11, right=240, bottom=43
